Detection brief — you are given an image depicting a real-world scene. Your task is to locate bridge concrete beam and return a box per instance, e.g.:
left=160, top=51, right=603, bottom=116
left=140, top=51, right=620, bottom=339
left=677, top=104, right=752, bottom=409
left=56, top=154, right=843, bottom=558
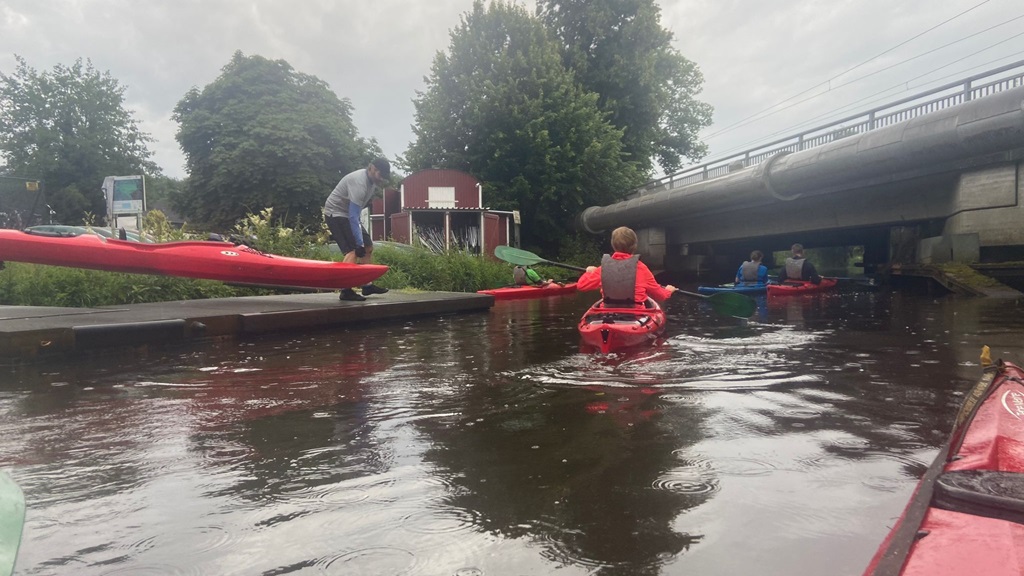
left=579, top=86, right=1024, bottom=265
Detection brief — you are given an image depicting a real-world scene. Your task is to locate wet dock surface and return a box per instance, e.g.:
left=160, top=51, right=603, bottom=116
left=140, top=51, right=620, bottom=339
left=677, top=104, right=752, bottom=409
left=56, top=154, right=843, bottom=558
left=0, top=291, right=493, bottom=363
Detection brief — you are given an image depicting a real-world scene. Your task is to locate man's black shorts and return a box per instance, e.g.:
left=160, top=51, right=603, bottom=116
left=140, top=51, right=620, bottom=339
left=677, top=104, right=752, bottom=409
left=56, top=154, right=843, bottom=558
left=325, top=215, right=373, bottom=255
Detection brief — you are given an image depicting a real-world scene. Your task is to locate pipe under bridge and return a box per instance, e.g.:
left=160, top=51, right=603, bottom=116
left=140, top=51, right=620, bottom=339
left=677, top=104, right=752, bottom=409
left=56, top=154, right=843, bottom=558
left=578, top=64, right=1024, bottom=278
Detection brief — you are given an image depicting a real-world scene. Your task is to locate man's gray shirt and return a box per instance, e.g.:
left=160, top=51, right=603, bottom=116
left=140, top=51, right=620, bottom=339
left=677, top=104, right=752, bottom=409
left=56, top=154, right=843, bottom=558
left=324, top=168, right=377, bottom=217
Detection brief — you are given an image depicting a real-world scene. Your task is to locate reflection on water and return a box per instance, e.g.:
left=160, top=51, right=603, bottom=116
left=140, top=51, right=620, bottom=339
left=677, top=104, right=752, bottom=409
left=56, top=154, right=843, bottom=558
left=1, top=290, right=1023, bottom=575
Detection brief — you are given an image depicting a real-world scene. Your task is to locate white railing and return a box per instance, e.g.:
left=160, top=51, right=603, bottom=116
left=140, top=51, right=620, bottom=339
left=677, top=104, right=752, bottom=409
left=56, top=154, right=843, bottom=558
left=636, top=59, right=1024, bottom=196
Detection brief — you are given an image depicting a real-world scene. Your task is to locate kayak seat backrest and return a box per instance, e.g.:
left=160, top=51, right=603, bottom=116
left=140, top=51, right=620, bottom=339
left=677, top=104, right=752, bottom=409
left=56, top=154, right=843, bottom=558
left=601, top=298, right=636, bottom=308
left=933, top=469, right=1024, bottom=523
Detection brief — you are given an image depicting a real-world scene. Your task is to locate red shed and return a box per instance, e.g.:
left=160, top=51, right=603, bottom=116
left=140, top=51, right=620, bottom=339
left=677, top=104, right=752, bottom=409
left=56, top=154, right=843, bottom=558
left=375, top=169, right=516, bottom=256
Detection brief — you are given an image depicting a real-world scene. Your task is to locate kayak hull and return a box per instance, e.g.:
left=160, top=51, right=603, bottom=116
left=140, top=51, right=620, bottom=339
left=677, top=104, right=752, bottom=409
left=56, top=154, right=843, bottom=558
left=478, top=282, right=577, bottom=300
left=862, top=359, right=1024, bottom=576
left=577, top=299, right=666, bottom=354
left=0, top=229, right=388, bottom=290
left=697, top=282, right=768, bottom=295
left=766, top=277, right=838, bottom=295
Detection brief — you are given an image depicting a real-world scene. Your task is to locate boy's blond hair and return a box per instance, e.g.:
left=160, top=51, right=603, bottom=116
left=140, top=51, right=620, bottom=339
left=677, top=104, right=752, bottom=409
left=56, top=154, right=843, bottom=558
left=750, top=250, right=763, bottom=262
left=610, top=226, right=638, bottom=253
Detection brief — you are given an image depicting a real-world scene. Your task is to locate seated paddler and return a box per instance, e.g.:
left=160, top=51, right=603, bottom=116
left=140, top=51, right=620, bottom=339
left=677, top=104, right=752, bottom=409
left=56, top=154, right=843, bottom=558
left=576, top=226, right=677, bottom=306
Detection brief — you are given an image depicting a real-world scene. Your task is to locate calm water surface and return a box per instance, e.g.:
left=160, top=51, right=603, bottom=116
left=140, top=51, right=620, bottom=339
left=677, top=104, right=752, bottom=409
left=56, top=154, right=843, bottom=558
left=2, top=288, right=1024, bottom=575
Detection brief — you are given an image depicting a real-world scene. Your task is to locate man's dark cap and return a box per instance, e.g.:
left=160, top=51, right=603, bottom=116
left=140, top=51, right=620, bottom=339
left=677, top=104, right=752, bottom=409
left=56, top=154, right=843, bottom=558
left=371, top=158, right=390, bottom=178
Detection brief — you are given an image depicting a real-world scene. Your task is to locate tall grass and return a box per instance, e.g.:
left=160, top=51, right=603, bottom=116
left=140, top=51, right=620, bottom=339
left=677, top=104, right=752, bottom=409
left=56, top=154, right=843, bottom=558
left=0, top=208, right=589, bottom=307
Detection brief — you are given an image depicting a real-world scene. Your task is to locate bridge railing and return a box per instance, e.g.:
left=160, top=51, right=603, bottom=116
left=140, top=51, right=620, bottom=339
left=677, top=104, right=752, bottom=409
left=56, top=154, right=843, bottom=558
left=637, top=59, right=1024, bottom=196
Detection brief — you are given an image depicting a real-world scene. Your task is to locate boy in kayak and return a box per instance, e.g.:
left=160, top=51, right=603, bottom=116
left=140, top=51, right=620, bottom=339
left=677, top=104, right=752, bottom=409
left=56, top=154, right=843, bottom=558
left=735, top=250, right=769, bottom=285
left=513, top=265, right=554, bottom=287
left=777, top=243, right=822, bottom=284
left=324, top=158, right=392, bottom=301
left=576, top=226, right=677, bottom=305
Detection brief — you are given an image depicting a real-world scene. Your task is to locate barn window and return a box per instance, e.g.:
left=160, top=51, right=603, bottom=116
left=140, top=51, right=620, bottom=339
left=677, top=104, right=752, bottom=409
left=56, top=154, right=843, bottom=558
left=427, top=186, right=456, bottom=208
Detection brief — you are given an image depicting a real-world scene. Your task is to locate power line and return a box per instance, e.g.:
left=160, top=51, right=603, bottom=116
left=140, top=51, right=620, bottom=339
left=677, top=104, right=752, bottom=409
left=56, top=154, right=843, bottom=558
left=700, top=0, right=995, bottom=141
left=709, top=50, right=1024, bottom=159
left=705, top=25, right=1024, bottom=149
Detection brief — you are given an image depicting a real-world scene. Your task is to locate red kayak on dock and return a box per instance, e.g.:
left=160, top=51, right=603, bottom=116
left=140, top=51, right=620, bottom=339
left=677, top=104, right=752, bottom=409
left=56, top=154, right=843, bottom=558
left=0, top=229, right=388, bottom=290
left=578, top=298, right=666, bottom=354
left=477, top=282, right=577, bottom=300
left=766, top=277, right=838, bottom=295
left=862, top=350, right=1024, bottom=576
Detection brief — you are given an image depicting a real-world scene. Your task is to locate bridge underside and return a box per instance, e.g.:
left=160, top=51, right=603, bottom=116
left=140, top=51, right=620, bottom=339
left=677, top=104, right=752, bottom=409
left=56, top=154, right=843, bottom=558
left=579, top=86, right=1024, bottom=281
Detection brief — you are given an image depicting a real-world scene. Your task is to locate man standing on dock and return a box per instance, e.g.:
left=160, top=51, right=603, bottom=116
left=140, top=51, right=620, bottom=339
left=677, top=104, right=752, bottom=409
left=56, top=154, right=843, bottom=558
left=324, top=158, right=392, bottom=301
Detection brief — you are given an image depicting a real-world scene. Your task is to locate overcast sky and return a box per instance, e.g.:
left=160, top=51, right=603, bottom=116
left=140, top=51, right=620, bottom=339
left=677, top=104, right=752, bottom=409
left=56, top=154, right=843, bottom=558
left=2, top=0, right=1022, bottom=181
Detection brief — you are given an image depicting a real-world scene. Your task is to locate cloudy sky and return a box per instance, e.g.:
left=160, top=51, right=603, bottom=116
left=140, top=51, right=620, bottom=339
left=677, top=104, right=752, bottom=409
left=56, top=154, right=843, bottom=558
left=2, top=0, right=1022, bottom=180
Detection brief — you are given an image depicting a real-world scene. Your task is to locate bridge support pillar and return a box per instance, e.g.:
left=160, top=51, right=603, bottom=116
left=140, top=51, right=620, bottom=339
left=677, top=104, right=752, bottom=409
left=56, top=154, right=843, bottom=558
left=636, top=227, right=666, bottom=272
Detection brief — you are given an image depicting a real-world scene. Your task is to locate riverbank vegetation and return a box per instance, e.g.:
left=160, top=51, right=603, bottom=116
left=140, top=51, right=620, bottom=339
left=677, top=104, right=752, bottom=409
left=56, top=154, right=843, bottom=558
left=0, top=210, right=588, bottom=307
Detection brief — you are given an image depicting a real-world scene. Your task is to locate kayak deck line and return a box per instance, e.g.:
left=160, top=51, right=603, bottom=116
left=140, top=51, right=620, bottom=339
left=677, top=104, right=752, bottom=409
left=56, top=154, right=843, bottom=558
left=0, top=291, right=494, bottom=364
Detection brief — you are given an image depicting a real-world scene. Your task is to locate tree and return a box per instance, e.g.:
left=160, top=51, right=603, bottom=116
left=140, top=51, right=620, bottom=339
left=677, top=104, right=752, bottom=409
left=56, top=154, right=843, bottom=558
left=0, top=56, right=159, bottom=224
left=537, top=0, right=713, bottom=175
left=173, top=51, right=378, bottom=231
left=405, top=0, right=643, bottom=253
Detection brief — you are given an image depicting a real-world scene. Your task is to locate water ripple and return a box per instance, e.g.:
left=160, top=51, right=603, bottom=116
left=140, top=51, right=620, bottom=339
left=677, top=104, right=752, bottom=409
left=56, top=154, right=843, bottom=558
left=317, top=547, right=418, bottom=575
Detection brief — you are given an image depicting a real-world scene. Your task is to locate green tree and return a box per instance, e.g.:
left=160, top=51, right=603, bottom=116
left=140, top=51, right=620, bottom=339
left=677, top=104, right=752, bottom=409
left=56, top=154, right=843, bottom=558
left=0, top=56, right=159, bottom=224
left=405, top=0, right=642, bottom=252
left=173, top=51, right=377, bottom=231
left=537, top=0, right=713, bottom=174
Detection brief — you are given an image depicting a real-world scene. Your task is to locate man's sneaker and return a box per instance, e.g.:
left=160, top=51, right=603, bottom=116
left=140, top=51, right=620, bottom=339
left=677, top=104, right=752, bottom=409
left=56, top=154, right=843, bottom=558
left=339, top=289, right=366, bottom=302
left=362, top=284, right=389, bottom=296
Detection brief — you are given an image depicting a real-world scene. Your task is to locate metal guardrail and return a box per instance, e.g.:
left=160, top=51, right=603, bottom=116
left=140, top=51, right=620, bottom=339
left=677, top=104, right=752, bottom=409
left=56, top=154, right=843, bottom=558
left=637, top=59, right=1024, bottom=196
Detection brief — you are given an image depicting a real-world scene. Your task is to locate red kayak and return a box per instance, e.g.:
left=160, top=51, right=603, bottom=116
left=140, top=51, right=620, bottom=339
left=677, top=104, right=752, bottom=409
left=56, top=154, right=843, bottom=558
left=766, top=277, right=838, bottom=295
left=862, top=351, right=1024, bottom=576
left=0, top=229, right=388, bottom=290
left=477, top=282, right=577, bottom=300
left=578, top=298, right=666, bottom=354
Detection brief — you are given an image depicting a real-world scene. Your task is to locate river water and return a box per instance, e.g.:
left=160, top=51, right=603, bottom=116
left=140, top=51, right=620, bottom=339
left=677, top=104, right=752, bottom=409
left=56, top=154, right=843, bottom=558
left=2, top=287, right=1023, bottom=576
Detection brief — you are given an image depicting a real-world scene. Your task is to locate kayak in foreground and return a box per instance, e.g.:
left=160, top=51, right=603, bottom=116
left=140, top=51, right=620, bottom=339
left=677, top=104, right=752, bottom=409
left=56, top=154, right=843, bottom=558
left=862, top=349, right=1024, bottom=576
left=477, top=282, right=577, bottom=300
left=0, top=229, right=388, bottom=290
left=697, top=282, right=769, bottom=295
left=766, top=277, right=838, bottom=295
left=0, top=471, right=25, bottom=576
left=578, top=298, right=666, bottom=354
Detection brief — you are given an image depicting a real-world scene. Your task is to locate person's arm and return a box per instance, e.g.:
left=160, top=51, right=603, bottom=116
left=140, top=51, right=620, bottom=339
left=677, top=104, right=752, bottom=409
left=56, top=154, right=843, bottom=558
left=758, top=264, right=769, bottom=284
left=804, top=261, right=821, bottom=284
left=347, top=202, right=363, bottom=247
left=735, top=264, right=744, bottom=284
left=576, top=266, right=602, bottom=291
left=636, top=262, right=674, bottom=302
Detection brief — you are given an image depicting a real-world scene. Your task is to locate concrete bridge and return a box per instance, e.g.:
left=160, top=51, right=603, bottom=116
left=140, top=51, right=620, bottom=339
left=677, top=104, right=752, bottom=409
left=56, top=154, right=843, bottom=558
left=578, top=62, right=1024, bottom=279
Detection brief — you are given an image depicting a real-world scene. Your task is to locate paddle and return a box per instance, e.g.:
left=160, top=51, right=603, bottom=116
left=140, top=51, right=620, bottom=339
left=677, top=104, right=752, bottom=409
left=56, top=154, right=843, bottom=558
left=494, top=245, right=587, bottom=272
left=0, top=471, right=25, bottom=576
left=493, top=246, right=757, bottom=318
left=679, top=290, right=757, bottom=318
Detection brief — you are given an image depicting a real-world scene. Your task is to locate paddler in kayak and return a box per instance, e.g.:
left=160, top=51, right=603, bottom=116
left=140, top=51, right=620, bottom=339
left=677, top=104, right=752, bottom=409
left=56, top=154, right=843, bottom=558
left=735, top=250, right=769, bottom=285
left=512, top=265, right=555, bottom=288
left=576, top=226, right=677, bottom=306
left=324, top=158, right=393, bottom=301
left=777, top=243, right=822, bottom=285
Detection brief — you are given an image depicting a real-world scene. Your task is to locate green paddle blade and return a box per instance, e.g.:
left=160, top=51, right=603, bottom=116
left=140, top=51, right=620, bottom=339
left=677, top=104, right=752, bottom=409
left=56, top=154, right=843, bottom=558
left=706, top=292, right=757, bottom=318
left=0, top=472, right=25, bottom=576
left=493, top=246, right=586, bottom=272
left=494, top=245, right=545, bottom=266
